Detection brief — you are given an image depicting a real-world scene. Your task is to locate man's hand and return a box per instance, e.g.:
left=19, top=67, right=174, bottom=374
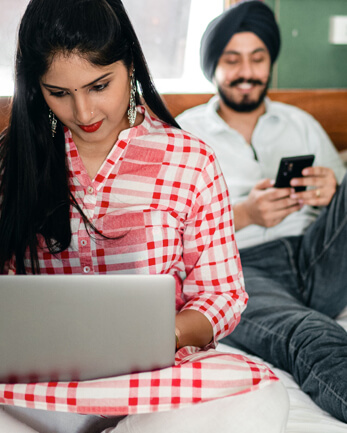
left=234, top=178, right=301, bottom=230
left=289, top=166, right=337, bottom=207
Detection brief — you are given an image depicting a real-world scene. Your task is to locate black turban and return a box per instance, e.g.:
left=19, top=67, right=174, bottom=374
left=200, top=0, right=281, bottom=82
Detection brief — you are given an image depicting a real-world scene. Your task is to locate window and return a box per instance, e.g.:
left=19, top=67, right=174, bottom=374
left=123, top=0, right=224, bottom=93
left=0, top=0, right=29, bottom=96
left=0, top=0, right=225, bottom=96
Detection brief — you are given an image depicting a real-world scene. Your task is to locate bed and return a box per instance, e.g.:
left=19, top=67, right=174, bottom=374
left=217, top=307, right=347, bottom=432
left=1, top=92, right=347, bottom=430
left=161, top=90, right=347, bottom=431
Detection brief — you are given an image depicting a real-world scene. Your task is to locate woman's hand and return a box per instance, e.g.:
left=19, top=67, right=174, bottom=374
left=289, top=166, right=337, bottom=207
left=175, top=309, right=213, bottom=350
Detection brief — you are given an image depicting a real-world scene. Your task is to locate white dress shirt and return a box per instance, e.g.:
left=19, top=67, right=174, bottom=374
left=177, top=95, right=346, bottom=249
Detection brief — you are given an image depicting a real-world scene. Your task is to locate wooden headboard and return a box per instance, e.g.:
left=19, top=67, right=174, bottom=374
left=1, top=89, right=347, bottom=151
left=162, top=90, right=347, bottom=153
left=0, top=98, right=10, bottom=135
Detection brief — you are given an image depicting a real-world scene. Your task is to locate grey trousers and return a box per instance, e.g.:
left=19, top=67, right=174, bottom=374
left=222, top=174, right=347, bottom=423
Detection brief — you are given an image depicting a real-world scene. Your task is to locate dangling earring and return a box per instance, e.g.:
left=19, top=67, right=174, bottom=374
left=127, top=68, right=137, bottom=128
left=49, top=109, right=57, bottom=138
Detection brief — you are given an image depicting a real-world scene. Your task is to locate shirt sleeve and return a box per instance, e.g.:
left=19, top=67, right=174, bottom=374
left=181, top=151, right=247, bottom=344
left=307, top=115, right=346, bottom=183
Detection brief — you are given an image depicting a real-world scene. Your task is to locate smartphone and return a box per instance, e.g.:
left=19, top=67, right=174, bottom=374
left=274, top=155, right=315, bottom=192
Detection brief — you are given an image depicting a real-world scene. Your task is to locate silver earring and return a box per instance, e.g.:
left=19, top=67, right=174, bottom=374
left=49, top=109, right=57, bottom=138
left=127, top=69, right=137, bottom=128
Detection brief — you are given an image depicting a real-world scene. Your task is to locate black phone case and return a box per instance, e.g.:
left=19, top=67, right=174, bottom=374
left=274, top=155, right=315, bottom=192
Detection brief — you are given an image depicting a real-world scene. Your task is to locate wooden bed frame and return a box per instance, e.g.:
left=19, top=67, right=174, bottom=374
left=162, top=90, right=347, bottom=153
left=1, top=89, right=347, bottom=152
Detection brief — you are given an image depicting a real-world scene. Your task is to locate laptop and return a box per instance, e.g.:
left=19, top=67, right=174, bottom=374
left=0, top=274, right=176, bottom=383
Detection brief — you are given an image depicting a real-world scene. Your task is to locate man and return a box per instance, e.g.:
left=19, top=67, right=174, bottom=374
left=177, top=0, right=347, bottom=424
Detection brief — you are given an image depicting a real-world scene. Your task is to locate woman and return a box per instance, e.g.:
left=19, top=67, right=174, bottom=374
left=0, top=0, right=289, bottom=431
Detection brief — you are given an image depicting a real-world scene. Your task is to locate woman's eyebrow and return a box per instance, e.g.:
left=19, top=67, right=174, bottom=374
left=41, top=72, right=113, bottom=91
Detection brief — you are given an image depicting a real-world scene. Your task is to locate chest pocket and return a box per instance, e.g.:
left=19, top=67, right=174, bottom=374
left=94, top=209, right=185, bottom=272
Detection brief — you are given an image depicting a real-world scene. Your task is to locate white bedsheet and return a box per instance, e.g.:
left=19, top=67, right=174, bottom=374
left=217, top=307, right=347, bottom=432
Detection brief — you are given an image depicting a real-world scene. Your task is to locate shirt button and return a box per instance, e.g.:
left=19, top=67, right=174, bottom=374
left=87, top=186, right=94, bottom=194
left=81, top=240, right=87, bottom=246
left=83, top=266, right=90, bottom=274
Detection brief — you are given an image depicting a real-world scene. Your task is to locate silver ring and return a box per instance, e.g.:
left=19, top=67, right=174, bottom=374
left=316, top=189, right=321, bottom=197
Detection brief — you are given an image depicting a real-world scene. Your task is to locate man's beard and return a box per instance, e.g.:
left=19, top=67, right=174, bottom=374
left=218, top=77, right=270, bottom=113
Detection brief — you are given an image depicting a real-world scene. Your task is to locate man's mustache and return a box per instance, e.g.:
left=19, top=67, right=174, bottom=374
left=228, top=78, right=265, bottom=87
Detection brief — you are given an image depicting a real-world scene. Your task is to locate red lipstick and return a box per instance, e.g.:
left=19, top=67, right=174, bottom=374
left=78, top=120, right=103, bottom=133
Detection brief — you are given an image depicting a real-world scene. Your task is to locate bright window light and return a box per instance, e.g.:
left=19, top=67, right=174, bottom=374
left=124, top=0, right=224, bottom=93
left=0, top=0, right=30, bottom=96
left=0, top=0, right=224, bottom=96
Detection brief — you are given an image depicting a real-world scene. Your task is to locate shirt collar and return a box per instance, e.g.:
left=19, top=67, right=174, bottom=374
left=263, top=97, right=282, bottom=121
left=205, top=95, right=232, bottom=134
left=206, top=94, right=283, bottom=132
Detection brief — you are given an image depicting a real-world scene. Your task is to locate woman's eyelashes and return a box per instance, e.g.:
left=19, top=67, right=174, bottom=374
left=49, top=90, right=67, bottom=98
left=49, top=82, right=110, bottom=98
left=91, top=82, right=110, bottom=92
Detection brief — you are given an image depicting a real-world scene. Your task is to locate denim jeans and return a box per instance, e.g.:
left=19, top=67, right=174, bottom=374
left=222, top=174, right=347, bottom=423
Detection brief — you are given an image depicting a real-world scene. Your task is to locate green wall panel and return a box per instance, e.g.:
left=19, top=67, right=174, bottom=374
left=264, top=0, right=276, bottom=10
left=264, top=0, right=347, bottom=88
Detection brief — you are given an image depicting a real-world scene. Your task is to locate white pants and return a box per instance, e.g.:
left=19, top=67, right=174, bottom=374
left=0, top=381, right=289, bottom=433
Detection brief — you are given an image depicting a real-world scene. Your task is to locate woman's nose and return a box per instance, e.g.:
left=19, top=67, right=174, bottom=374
left=73, top=96, right=94, bottom=124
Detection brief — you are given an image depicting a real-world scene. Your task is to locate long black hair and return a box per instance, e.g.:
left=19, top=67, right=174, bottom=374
left=0, top=0, right=180, bottom=274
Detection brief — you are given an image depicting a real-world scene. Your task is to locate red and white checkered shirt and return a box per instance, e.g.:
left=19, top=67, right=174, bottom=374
left=1, top=108, right=278, bottom=415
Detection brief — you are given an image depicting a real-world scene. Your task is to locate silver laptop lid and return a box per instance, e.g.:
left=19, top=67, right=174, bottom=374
left=0, top=274, right=176, bottom=383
